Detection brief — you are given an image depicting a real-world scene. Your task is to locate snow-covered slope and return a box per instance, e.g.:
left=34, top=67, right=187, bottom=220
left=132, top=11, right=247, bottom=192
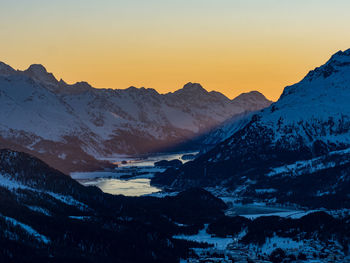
left=153, top=49, right=350, bottom=208
left=192, top=91, right=271, bottom=152
left=198, top=112, right=254, bottom=152
left=0, top=62, right=271, bottom=172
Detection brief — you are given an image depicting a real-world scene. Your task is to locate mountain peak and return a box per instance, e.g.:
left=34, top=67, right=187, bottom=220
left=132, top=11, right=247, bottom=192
left=172, top=82, right=208, bottom=97
left=126, top=86, right=138, bottom=91
left=0, top=61, right=16, bottom=76
left=26, top=64, right=48, bottom=74
left=59, top=78, right=67, bottom=85
left=23, top=64, right=58, bottom=87
left=124, top=86, right=160, bottom=96
left=304, top=48, right=350, bottom=81
left=325, top=48, right=350, bottom=67
left=182, top=82, right=206, bottom=92
left=329, top=48, right=350, bottom=60
left=234, top=90, right=269, bottom=101
left=72, top=81, right=93, bottom=89
left=232, top=90, right=272, bottom=110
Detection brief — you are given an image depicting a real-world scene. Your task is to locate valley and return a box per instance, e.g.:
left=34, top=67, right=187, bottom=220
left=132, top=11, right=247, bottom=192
left=3, top=1, right=350, bottom=262
left=2, top=49, right=350, bottom=262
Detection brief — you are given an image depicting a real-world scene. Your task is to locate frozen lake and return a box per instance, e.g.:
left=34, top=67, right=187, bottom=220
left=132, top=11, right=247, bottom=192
left=81, top=178, right=162, bottom=196
left=71, top=151, right=198, bottom=196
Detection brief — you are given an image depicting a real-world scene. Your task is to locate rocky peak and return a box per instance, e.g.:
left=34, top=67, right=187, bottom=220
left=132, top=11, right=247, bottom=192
left=23, top=64, right=59, bottom=87
left=170, top=82, right=210, bottom=101
left=181, top=82, right=207, bottom=93
left=0, top=61, right=16, bottom=76
left=72, top=81, right=93, bottom=90
left=234, top=90, right=270, bottom=102
left=26, top=64, right=48, bottom=74
left=329, top=48, right=350, bottom=63
left=123, top=86, right=160, bottom=97
left=304, top=48, right=350, bottom=81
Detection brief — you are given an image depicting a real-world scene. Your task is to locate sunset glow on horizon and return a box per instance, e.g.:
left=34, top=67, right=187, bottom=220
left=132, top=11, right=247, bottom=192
left=2, top=0, right=350, bottom=101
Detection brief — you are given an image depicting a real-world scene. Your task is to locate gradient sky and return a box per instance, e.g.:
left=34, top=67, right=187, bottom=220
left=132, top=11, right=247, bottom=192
left=1, top=0, right=350, bottom=101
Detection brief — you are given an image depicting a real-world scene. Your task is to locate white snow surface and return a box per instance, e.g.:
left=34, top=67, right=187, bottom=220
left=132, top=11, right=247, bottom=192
left=173, top=225, right=233, bottom=250
left=1, top=214, right=50, bottom=244
left=241, top=210, right=320, bottom=220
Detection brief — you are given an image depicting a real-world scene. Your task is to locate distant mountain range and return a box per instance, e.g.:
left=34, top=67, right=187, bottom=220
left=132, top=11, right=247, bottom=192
left=0, top=62, right=271, bottom=173
left=153, top=49, right=350, bottom=209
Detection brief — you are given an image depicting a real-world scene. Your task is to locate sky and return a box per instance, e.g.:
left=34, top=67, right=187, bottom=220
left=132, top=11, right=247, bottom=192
left=1, top=0, right=350, bottom=101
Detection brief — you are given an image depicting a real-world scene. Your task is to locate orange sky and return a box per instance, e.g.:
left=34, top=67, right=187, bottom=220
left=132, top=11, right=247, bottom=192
left=1, top=0, right=350, bottom=101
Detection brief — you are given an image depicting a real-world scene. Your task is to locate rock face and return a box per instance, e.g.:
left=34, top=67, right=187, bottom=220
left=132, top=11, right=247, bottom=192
left=152, top=49, right=350, bottom=208
left=0, top=63, right=272, bottom=173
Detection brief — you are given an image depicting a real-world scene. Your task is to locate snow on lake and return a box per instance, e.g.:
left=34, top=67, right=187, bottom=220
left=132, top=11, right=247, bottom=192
left=71, top=152, right=198, bottom=197
left=240, top=210, right=320, bottom=220
left=222, top=200, right=305, bottom=218
left=82, top=178, right=161, bottom=196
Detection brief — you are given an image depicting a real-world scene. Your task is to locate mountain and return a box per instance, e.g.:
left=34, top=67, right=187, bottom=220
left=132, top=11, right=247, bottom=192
left=196, top=112, right=254, bottom=152
left=0, top=149, right=227, bottom=262
left=0, top=62, right=16, bottom=76
left=197, top=91, right=273, bottom=150
left=152, top=49, right=350, bottom=209
left=0, top=63, right=272, bottom=173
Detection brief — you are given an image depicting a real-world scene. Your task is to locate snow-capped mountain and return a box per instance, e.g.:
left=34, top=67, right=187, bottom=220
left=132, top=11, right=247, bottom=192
left=159, top=91, right=271, bottom=153
left=153, top=49, right=350, bottom=208
left=0, top=62, right=271, bottom=173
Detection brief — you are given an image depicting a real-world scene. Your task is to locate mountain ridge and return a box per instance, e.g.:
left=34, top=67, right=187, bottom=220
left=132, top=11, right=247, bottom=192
left=0, top=61, right=272, bottom=173
left=0, top=61, right=271, bottom=101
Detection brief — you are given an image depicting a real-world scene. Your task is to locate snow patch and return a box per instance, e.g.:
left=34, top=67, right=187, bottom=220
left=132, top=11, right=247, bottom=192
left=173, top=225, right=233, bottom=250
left=1, top=214, right=50, bottom=244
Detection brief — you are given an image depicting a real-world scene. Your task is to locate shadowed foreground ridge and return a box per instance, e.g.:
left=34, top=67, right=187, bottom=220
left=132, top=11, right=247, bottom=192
left=0, top=149, right=228, bottom=262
